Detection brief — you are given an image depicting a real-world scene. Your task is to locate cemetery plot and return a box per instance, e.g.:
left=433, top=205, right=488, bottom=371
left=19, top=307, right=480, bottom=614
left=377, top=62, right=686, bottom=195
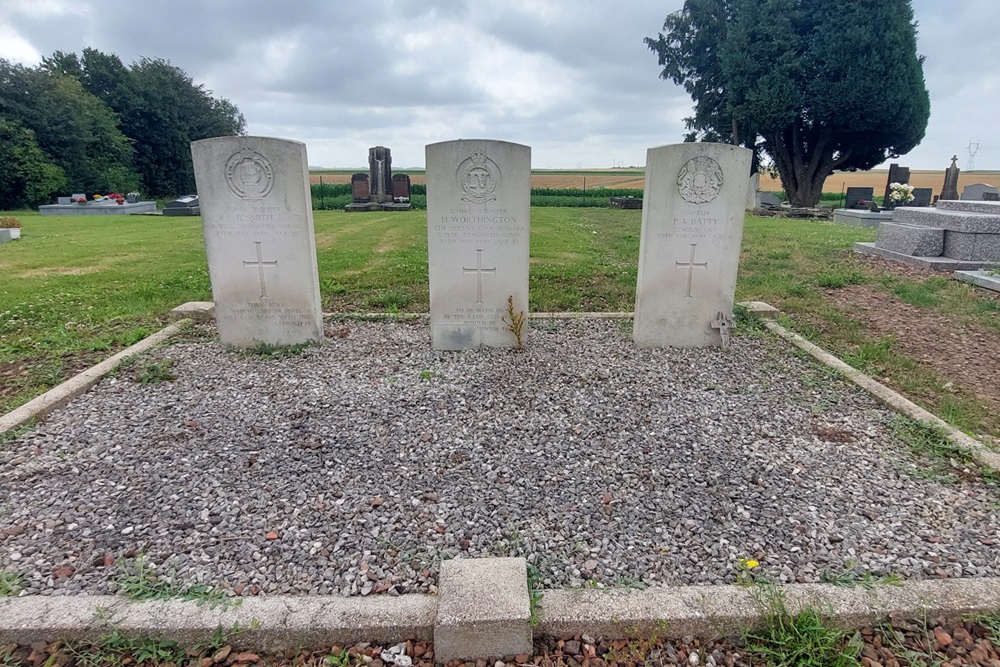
left=1, top=319, right=997, bottom=598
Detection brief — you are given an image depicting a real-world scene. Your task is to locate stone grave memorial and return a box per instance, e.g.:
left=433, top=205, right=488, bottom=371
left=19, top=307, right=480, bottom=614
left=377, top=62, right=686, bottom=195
left=856, top=199, right=1000, bottom=270
left=910, top=188, right=933, bottom=208
left=345, top=146, right=412, bottom=212
left=882, top=163, right=910, bottom=205
left=745, top=173, right=759, bottom=210
left=426, top=139, right=530, bottom=350
left=191, top=135, right=324, bottom=348
left=392, top=173, right=411, bottom=202
left=163, top=195, right=200, bottom=216
left=962, top=184, right=1000, bottom=201
left=633, top=142, right=752, bottom=348
left=846, top=187, right=875, bottom=209
left=350, top=173, right=370, bottom=203
left=39, top=194, right=157, bottom=216
left=941, top=156, right=961, bottom=201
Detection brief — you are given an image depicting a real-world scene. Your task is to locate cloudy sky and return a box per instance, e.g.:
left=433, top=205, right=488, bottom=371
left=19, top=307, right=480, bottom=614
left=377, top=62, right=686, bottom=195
left=0, top=0, right=995, bottom=170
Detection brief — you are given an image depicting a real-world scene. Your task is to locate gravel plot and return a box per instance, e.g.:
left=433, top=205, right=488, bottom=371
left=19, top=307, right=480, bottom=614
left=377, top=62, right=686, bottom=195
left=1, top=318, right=998, bottom=598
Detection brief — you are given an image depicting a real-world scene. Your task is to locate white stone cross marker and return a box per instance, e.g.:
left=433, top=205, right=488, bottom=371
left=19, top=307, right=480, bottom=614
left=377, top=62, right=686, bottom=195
left=633, top=142, right=752, bottom=347
left=426, top=139, right=530, bottom=350
left=192, top=136, right=324, bottom=348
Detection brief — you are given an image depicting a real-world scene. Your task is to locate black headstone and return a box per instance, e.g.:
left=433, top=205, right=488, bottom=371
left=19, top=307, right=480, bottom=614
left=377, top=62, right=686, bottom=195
left=985, top=192, right=1000, bottom=201
left=163, top=195, right=200, bottom=216
left=846, top=187, right=874, bottom=209
left=883, top=163, right=911, bottom=205
left=910, top=188, right=933, bottom=207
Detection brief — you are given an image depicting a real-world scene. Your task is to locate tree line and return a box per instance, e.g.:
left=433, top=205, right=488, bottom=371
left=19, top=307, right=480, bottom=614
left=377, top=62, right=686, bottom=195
left=0, top=49, right=245, bottom=209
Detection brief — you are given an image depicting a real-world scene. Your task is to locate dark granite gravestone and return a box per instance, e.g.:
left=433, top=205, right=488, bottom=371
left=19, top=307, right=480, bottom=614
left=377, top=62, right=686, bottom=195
left=345, top=147, right=411, bottom=212
left=369, top=146, right=393, bottom=204
left=392, top=173, right=411, bottom=202
left=609, top=196, right=642, bottom=209
left=351, top=173, right=370, bottom=203
left=941, top=156, right=960, bottom=201
left=846, top=187, right=874, bottom=209
left=985, top=192, right=1000, bottom=201
left=910, top=188, right=933, bottom=207
left=163, top=195, right=200, bottom=216
left=883, top=163, right=911, bottom=206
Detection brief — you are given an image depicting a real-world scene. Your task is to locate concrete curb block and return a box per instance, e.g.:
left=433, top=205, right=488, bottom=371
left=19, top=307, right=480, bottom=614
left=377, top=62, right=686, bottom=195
left=764, top=319, right=1000, bottom=473
left=0, top=321, right=189, bottom=435
left=538, top=578, right=1000, bottom=640
left=0, top=595, right=436, bottom=650
left=3, top=579, right=1000, bottom=652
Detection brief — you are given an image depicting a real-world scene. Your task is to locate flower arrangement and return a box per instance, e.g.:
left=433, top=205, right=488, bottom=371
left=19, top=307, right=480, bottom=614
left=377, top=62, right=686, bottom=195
left=888, top=182, right=915, bottom=205
left=0, top=216, right=21, bottom=229
left=72, top=197, right=87, bottom=203
left=107, top=192, right=125, bottom=204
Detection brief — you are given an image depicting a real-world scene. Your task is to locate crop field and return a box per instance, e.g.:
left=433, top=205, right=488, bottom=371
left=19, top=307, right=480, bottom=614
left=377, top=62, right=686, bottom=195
left=312, top=168, right=1000, bottom=194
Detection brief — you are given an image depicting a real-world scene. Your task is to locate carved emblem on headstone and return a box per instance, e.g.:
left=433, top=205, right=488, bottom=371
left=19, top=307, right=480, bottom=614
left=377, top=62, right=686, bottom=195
left=225, top=147, right=274, bottom=200
left=677, top=156, right=724, bottom=205
left=457, top=148, right=501, bottom=205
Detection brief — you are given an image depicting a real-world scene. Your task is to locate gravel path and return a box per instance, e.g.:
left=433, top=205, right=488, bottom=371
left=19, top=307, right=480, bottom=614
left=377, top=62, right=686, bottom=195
left=1, top=318, right=997, bottom=598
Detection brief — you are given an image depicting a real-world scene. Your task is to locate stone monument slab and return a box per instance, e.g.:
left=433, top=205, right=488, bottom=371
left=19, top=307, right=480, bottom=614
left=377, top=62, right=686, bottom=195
left=426, top=140, right=530, bottom=350
left=633, top=143, right=752, bottom=347
left=191, top=136, right=323, bottom=348
left=846, top=187, right=874, bottom=209
left=962, top=184, right=1000, bottom=201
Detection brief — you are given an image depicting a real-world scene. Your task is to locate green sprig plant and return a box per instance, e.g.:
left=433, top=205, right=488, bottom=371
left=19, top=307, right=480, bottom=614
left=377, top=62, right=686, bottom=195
left=502, top=295, right=526, bottom=352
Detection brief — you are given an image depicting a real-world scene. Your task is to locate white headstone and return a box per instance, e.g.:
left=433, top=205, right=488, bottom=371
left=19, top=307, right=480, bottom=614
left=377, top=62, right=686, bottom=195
left=746, top=172, right=760, bottom=210
left=191, top=136, right=324, bottom=348
left=633, top=142, right=752, bottom=347
left=426, top=139, right=530, bottom=350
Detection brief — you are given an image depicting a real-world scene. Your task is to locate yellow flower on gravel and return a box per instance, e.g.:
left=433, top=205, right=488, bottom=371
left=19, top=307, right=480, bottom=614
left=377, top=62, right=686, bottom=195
left=739, top=558, right=760, bottom=569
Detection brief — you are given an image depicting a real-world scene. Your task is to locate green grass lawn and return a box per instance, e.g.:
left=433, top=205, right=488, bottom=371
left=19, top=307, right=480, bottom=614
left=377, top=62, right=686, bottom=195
left=2, top=207, right=999, bottom=439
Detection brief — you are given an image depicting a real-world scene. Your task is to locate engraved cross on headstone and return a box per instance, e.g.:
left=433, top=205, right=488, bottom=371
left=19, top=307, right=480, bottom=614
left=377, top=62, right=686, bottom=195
left=676, top=243, right=709, bottom=298
left=243, top=241, right=278, bottom=298
left=463, top=248, right=496, bottom=304
left=711, top=310, right=733, bottom=350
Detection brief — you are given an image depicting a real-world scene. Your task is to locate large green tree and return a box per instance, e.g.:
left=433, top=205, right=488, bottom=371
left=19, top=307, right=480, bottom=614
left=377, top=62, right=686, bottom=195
left=0, top=118, right=67, bottom=209
left=39, top=49, right=246, bottom=197
left=646, top=0, right=931, bottom=206
left=0, top=59, right=138, bottom=195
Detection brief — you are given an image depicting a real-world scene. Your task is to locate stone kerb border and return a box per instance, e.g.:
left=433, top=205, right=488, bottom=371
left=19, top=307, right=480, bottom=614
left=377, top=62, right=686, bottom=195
left=3, top=571, right=1000, bottom=662
left=0, top=321, right=189, bottom=435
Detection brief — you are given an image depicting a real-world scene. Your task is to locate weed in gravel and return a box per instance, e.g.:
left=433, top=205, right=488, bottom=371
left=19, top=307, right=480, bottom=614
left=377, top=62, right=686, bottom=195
left=889, top=417, right=1000, bottom=488
left=527, top=564, right=544, bottom=628
left=135, top=359, right=175, bottom=384
left=113, top=556, right=230, bottom=608
left=0, top=570, right=23, bottom=596
left=0, top=420, right=35, bottom=447
left=603, top=620, right=670, bottom=665
left=966, top=611, right=1000, bottom=644
left=744, top=584, right=863, bottom=667
left=327, top=648, right=352, bottom=666
left=818, top=562, right=903, bottom=590
left=502, top=295, right=527, bottom=352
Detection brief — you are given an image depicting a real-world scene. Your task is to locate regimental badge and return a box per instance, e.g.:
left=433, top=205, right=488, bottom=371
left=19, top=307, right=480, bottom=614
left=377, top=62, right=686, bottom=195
left=677, top=156, right=724, bottom=205
left=225, top=147, right=274, bottom=200
left=457, top=148, right=501, bottom=205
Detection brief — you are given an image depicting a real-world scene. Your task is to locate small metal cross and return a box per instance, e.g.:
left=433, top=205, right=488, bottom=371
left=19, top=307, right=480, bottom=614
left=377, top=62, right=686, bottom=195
left=711, top=310, right=733, bottom=350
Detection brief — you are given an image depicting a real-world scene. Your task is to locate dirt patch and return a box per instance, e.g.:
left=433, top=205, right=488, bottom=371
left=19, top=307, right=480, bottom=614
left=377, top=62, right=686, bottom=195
left=823, top=279, right=1000, bottom=413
